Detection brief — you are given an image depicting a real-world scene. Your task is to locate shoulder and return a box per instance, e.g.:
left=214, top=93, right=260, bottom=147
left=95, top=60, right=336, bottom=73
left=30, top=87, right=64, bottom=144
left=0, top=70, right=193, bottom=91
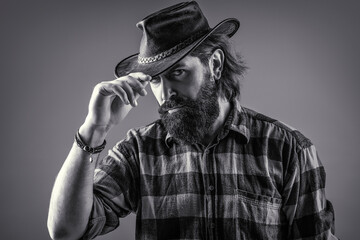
left=126, top=119, right=166, bottom=140
left=114, top=119, right=166, bottom=149
left=112, top=119, right=170, bottom=160
left=242, top=107, right=313, bottom=149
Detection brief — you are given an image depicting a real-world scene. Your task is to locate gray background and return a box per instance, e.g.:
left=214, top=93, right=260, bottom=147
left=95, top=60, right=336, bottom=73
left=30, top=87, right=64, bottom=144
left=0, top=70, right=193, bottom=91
left=1, top=0, right=359, bottom=239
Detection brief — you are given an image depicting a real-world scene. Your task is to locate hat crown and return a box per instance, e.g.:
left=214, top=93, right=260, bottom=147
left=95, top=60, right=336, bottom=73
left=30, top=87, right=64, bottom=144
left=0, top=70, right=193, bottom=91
left=114, top=1, right=239, bottom=78
left=136, top=1, right=210, bottom=58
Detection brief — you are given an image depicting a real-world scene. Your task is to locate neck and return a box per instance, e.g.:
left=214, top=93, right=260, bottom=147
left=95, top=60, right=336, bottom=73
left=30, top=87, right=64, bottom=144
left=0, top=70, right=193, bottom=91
left=201, top=97, right=231, bottom=146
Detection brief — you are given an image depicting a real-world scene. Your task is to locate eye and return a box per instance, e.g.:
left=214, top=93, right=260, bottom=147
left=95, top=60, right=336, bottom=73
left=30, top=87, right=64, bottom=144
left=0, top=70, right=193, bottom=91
left=171, top=69, right=185, bottom=77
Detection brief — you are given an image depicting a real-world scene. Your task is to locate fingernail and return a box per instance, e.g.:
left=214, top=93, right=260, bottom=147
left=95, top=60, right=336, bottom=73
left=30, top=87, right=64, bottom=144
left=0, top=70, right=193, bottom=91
left=134, top=100, right=138, bottom=106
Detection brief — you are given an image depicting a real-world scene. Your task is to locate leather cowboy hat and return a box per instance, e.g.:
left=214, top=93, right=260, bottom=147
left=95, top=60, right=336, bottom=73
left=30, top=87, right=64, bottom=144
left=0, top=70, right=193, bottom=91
left=114, top=1, right=240, bottom=78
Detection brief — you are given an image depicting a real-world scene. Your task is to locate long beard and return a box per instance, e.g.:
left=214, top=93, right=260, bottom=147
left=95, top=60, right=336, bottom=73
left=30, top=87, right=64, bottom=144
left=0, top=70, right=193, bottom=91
left=158, top=79, right=220, bottom=145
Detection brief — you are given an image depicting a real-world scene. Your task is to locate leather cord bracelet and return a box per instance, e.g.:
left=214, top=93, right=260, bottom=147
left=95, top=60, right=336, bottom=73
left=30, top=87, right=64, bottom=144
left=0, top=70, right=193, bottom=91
left=74, top=130, right=106, bottom=162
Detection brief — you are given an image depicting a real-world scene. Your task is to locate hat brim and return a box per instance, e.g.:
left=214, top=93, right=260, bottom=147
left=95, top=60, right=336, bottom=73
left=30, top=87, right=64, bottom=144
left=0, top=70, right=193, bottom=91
left=114, top=18, right=240, bottom=78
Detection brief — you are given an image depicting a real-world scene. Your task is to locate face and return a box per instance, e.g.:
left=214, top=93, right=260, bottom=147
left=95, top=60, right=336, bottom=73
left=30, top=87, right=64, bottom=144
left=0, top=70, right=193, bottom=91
left=150, top=55, right=220, bottom=144
left=150, top=55, right=207, bottom=104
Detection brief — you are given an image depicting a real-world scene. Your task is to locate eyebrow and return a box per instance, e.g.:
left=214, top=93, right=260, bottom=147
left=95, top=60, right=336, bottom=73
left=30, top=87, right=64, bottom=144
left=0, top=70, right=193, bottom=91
left=153, top=62, right=187, bottom=79
left=168, top=62, right=187, bottom=71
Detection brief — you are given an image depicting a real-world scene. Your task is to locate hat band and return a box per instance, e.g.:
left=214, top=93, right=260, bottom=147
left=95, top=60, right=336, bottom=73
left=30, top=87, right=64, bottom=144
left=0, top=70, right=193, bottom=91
left=138, top=30, right=208, bottom=64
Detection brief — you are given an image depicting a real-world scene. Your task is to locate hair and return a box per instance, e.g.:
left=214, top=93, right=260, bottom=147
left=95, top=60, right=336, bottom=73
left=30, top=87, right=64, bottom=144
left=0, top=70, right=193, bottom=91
left=189, top=31, right=248, bottom=101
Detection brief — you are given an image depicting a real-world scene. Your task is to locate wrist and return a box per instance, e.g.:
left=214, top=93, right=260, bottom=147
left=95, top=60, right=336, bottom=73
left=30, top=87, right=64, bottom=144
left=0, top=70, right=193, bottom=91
left=74, top=130, right=106, bottom=163
left=78, top=123, right=109, bottom=147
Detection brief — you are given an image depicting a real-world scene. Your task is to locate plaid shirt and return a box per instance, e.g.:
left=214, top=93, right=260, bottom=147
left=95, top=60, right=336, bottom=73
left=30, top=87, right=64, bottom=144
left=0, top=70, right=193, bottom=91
left=82, top=101, right=337, bottom=240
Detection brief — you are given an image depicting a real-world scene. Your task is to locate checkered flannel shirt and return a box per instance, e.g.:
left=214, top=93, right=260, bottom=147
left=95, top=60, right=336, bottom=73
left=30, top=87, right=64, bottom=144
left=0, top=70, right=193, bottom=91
left=82, top=101, right=337, bottom=240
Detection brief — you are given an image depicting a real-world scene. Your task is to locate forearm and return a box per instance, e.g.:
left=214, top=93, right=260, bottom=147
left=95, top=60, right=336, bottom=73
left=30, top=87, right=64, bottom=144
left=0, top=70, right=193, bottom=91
left=47, top=126, right=107, bottom=240
left=47, top=73, right=149, bottom=239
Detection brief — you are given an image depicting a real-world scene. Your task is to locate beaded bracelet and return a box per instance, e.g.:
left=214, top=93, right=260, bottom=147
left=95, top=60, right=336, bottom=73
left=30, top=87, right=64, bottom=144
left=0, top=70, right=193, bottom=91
left=74, top=130, right=106, bottom=162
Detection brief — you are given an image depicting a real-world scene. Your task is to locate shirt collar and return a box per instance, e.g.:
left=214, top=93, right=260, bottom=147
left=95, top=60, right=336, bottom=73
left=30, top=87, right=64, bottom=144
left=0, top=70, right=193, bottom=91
left=219, top=99, right=250, bottom=144
left=165, top=99, right=250, bottom=148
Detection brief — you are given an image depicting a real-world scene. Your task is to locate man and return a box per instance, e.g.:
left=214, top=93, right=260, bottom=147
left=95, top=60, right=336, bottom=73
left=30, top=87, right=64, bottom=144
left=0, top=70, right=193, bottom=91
left=47, top=1, right=337, bottom=239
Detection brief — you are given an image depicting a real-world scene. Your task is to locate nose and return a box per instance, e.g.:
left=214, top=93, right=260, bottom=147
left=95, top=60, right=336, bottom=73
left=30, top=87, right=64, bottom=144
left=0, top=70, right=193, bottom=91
left=160, top=78, right=177, bottom=103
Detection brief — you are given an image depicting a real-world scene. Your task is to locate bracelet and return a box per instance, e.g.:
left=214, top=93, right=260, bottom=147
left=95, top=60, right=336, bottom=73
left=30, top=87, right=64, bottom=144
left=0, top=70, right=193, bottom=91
left=74, top=130, right=106, bottom=162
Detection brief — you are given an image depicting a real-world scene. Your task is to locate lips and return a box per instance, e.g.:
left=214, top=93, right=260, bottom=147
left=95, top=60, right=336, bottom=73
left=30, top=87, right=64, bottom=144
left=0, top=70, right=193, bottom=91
left=159, top=104, right=185, bottom=115
left=168, top=108, right=181, bottom=114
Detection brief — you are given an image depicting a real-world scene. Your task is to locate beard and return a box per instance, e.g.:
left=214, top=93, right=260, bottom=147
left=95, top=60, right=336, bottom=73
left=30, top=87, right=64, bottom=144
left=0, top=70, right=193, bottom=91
left=158, top=76, right=220, bottom=145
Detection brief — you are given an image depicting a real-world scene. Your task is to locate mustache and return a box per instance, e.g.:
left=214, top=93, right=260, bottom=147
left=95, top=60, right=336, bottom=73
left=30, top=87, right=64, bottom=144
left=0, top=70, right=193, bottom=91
left=158, top=96, right=195, bottom=115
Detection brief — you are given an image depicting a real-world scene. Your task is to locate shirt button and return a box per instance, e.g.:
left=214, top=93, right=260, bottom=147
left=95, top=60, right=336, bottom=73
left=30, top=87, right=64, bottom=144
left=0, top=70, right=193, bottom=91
left=208, top=185, right=214, bottom=191
left=210, top=223, right=215, bottom=228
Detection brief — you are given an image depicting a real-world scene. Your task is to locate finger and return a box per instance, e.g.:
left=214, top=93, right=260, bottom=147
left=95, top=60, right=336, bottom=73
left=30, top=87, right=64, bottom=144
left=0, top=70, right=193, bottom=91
left=112, top=84, right=130, bottom=105
left=125, top=76, right=148, bottom=96
left=121, top=81, right=137, bottom=107
left=95, top=82, right=114, bottom=97
left=128, top=72, right=152, bottom=83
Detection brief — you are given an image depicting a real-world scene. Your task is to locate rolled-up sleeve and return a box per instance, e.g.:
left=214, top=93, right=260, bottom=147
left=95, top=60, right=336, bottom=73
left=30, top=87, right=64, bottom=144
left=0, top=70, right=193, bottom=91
left=81, top=140, right=140, bottom=240
left=282, top=144, right=338, bottom=240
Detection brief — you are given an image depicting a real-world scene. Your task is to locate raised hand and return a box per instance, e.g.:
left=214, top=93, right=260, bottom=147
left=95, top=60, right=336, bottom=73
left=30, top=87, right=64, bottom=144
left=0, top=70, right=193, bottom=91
left=80, top=72, right=151, bottom=145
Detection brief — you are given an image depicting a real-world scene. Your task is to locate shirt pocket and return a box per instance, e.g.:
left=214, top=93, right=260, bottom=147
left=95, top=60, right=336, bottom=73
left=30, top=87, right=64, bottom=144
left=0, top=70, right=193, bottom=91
left=233, top=189, right=282, bottom=226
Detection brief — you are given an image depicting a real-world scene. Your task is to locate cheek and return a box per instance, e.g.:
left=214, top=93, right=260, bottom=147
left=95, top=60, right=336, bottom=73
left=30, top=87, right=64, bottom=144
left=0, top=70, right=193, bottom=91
left=187, top=78, right=206, bottom=99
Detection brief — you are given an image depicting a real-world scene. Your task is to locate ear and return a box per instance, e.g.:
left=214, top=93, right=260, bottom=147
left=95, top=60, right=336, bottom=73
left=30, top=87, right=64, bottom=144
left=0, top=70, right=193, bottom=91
left=209, top=48, right=225, bottom=81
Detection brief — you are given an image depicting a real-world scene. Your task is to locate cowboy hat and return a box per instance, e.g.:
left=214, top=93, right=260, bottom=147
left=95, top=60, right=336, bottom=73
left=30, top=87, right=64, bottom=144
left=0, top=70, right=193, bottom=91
left=114, top=1, right=240, bottom=78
